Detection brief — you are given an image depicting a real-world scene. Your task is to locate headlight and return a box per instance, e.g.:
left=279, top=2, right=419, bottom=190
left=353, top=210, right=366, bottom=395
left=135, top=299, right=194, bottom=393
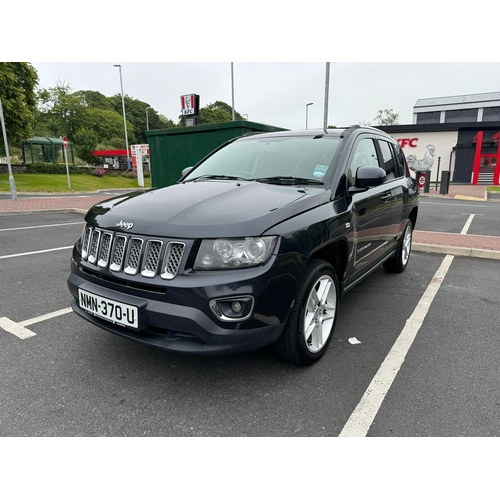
left=194, top=236, right=278, bottom=269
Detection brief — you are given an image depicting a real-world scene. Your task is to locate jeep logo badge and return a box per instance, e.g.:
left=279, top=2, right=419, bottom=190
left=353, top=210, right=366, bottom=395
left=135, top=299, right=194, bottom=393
left=116, top=220, right=134, bottom=230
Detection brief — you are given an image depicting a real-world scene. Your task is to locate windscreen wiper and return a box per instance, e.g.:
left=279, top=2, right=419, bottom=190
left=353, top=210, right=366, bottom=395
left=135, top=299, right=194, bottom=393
left=255, top=176, right=324, bottom=185
left=185, top=174, right=250, bottom=183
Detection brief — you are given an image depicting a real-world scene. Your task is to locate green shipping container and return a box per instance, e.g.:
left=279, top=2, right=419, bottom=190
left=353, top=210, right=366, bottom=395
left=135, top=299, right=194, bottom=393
left=146, top=120, right=288, bottom=188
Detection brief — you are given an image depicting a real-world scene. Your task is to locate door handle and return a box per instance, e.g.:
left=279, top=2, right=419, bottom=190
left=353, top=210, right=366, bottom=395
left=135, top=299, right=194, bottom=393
left=380, top=194, right=391, bottom=201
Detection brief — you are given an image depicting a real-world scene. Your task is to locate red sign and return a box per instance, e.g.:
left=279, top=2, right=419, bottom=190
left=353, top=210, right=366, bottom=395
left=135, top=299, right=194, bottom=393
left=417, top=172, right=426, bottom=188
left=397, top=138, right=418, bottom=148
left=63, top=136, right=69, bottom=149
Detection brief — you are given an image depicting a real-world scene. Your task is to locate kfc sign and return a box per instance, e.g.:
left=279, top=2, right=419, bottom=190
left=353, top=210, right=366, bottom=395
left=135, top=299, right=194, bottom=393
left=180, top=94, right=200, bottom=116
left=397, top=138, right=418, bottom=148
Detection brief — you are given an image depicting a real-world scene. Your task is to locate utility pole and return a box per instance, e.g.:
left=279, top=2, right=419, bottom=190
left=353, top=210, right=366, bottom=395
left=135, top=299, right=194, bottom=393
left=324, top=62, right=330, bottom=131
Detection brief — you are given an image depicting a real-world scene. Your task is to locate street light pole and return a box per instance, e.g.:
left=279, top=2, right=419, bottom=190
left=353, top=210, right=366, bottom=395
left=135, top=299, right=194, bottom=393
left=0, top=97, right=17, bottom=201
left=306, top=103, right=313, bottom=129
left=146, top=106, right=153, bottom=131
left=114, top=64, right=130, bottom=170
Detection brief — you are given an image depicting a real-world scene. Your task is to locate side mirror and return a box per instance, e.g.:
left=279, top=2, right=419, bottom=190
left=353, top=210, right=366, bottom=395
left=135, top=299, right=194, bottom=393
left=349, top=166, right=386, bottom=194
left=179, top=166, right=194, bottom=181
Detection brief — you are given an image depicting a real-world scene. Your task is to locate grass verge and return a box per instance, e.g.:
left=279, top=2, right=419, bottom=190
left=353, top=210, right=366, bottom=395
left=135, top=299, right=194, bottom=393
left=0, top=173, right=152, bottom=192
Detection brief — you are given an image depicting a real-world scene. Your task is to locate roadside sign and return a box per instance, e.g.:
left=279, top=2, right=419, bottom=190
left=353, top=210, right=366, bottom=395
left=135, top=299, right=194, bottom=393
left=63, top=136, right=69, bottom=149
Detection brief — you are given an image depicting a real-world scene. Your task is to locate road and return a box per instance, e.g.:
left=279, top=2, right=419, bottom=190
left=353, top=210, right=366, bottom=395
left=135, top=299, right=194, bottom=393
left=1, top=202, right=499, bottom=438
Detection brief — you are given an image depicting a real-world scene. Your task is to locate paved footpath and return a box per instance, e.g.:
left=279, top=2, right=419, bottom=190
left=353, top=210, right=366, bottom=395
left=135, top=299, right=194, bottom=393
left=1, top=187, right=500, bottom=260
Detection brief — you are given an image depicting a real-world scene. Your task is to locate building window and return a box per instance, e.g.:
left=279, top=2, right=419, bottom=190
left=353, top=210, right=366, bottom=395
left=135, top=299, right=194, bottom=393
left=445, top=108, right=478, bottom=123
left=482, top=107, right=500, bottom=122
left=416, top=112, right=441, bottom=124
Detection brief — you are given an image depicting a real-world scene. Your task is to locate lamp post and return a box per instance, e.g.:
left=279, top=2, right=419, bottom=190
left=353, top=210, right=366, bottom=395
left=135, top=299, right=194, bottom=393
left=145, top=106, right=153, bottom=131
left=113, top=64, right=130, bottom=170
left=306, top=102, right=314, bottom=129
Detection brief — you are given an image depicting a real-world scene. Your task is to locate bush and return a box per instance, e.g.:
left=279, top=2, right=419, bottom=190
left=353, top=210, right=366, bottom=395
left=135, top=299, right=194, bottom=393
left=93, top=168, right=107, bottom=177
left=25, top=162, right=92, bottom=174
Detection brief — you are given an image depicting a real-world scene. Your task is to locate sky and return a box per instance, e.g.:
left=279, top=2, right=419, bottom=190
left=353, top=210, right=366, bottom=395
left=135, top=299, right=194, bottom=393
left=9, top=2, right=498, bottom=136
left=31, top=62, right=500, bottom=132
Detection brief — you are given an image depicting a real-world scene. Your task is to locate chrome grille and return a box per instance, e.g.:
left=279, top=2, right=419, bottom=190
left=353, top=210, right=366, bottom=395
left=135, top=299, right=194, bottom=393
left=81, top=225, right=185, bottom=280
left=88, top=229, right=101, bottom=264
left=141, top=240, right=163, bottom=278
left=97, top=232, right=113, bottom=268
left=161, top=242, right=185, bottom=280
left=110, top=235, right=127, bottom=272
left=124, top=238, right=144, bottom=275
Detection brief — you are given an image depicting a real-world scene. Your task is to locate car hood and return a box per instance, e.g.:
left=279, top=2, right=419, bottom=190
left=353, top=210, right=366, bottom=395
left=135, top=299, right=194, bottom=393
left=85, top=181, right=330, bottom=238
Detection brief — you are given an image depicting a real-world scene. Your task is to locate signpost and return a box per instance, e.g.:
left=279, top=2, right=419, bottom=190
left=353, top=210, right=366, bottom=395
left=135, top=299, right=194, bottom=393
left=0, top=97, right=17, bottom=202
left=62, top=136, right=71, bottom=189
left=131, top=144, right=149, bottom=187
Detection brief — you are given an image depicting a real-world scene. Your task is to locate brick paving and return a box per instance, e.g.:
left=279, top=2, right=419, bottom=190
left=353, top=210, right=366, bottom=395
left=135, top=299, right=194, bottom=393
left=1, top=187, right=499, bottom=258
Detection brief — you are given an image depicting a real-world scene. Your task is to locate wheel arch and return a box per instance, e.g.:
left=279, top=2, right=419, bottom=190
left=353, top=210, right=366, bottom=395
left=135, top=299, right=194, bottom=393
left=310, top=239, right=348, bottom=288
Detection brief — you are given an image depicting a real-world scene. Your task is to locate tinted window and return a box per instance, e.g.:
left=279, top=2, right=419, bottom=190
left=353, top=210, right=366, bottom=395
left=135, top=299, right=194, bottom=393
left=416, top=112, right=440, bottom=124
left=390, top=143, right=405, bottom=178
left=378, top=140, right=397, bottom=181
left=445, top=108, right=478, bottom=123
left=347, top=138, right=379, bottom=186
left=483, top=106, right=500, bottom=122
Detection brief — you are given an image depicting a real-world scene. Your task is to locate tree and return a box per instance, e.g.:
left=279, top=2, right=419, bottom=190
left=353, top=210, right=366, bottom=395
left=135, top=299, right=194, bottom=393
left=74, top=128, right=99, bottom=164
left=0, top=62, right=38, bottom=151
left=372, top=109, right=399, bottom=126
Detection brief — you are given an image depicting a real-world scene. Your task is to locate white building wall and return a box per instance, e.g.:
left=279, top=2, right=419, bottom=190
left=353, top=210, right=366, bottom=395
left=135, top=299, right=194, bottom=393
left=388, top=131, right=459, bottom=183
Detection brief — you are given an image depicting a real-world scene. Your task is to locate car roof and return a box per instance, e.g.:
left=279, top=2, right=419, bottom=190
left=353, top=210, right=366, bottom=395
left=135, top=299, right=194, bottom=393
left=236, top=125, right=394, bottom=141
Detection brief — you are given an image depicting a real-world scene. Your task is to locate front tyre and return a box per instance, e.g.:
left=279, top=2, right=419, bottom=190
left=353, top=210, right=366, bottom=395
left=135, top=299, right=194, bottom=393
left=275, top=259, right=339, bottom=366
left=383, top=219, right=413, bottom=273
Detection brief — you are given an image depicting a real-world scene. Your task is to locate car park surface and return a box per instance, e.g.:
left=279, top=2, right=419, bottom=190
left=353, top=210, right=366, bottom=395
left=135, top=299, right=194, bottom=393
left=1, top=207, right=500, bottom=436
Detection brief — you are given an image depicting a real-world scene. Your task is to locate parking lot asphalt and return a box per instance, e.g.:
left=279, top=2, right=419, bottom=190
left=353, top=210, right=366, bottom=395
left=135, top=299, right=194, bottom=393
left=1, top=209, right=500, bottom=438
left=1, top=186, right=500, bottom=259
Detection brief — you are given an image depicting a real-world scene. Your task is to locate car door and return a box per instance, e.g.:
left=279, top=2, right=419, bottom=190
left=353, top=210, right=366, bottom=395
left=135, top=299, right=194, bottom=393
left=345, top=136, right=396, bottom=277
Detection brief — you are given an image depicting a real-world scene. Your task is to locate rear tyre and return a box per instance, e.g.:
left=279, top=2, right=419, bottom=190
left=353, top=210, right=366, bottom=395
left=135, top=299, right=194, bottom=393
left=383, top=220, right=413, bottom=273
left=275, top=259, right=339, bottom=366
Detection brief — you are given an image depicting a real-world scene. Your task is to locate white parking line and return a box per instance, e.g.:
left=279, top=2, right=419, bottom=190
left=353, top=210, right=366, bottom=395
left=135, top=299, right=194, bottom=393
left=339, top=254, right=455, bottom=437
left=20, top=307, right=73, bottom=326
left=0, top=246, right=73, bottom=259
left=0, top=222, right=84, bottom=232
left=0, top=317, right=37, bottom=339
left=460, top=214, right=475, bottom=235
left=0, top=307, right=73, bottom=339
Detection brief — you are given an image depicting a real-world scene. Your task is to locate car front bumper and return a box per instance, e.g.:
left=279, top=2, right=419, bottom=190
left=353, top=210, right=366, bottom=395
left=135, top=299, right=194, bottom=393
left=67, top=272, right=287, bottom=356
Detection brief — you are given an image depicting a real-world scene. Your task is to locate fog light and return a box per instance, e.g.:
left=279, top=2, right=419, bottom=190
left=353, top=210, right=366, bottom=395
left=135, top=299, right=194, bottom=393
left=209, top=296, right=254, bottom=322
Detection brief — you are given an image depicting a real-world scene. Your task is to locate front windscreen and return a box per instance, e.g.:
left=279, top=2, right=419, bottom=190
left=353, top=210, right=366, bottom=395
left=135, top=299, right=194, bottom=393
left=183, top=136, right=340, bottom=184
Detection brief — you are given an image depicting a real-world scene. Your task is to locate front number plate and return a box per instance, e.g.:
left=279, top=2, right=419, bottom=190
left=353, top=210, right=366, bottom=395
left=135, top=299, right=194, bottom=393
left=78, top=289, right=139, bottom=329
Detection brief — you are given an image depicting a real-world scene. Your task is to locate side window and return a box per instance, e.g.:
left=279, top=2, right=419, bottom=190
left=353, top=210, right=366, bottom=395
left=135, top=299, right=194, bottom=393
left=391, top=143, right=406, bottom=178
left=347, top=138, right=379, bottom=186
left=378, top=140, right=397, bottom=181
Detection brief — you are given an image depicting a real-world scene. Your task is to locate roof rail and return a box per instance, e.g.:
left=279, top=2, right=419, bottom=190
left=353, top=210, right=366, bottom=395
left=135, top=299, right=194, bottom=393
left=339, top=124, right=361, bottom=139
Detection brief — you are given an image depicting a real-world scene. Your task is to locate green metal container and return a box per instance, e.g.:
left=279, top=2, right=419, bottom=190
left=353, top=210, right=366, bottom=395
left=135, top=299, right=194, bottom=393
left=146, top=120, right=288, bottom=188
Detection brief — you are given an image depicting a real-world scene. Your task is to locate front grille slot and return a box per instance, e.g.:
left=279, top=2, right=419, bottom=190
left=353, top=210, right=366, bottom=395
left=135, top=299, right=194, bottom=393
left=110, top=235, right=127, bottom=272
left=98, top=232, right=113, bottom=268
left=141, top=240, right=163, bottom=278
left=87, top=229, right=101, bottom=264
left=161, top=242, right=185, bottom=280
left=82, top=226, right=92, bottom=260
left=124, top=237, right=144, bottom=275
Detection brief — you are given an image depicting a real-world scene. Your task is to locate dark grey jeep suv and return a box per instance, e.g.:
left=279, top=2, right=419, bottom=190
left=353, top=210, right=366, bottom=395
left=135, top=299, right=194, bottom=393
left=67, top=125, right=419, bottom=365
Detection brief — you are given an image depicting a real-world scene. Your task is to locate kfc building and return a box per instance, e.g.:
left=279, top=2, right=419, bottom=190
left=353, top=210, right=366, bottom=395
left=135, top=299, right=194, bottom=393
left=378, top=91, right=500, bottom=186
